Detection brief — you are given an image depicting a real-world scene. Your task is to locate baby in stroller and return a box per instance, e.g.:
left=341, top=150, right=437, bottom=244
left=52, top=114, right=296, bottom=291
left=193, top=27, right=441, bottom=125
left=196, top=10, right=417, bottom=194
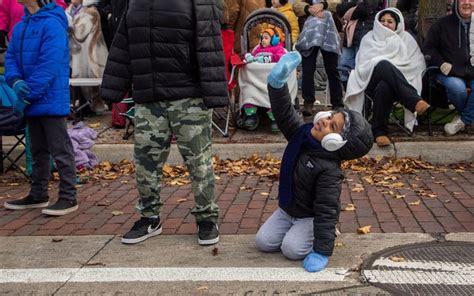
left=242, top=27, right=287, bottom=132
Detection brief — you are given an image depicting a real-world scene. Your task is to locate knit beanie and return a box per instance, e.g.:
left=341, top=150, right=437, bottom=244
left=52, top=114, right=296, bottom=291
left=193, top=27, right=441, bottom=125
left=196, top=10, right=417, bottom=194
left=335, top=109, right=373, bottom=161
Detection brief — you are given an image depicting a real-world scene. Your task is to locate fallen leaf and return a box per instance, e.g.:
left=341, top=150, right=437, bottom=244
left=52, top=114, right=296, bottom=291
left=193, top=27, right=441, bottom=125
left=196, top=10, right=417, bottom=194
left=88, top=122, right=101, bottom=129
left=212, top=247, right=219, bottom=256
left=452, top=192, right=461, bottom=195
left=408, top=200, right=421, bottom=206
left=7, top=183, right=19, bottom=186
left=177, top=198, right=187, bottom=203
left=215, top=175, right=221, bottom=180
left=196, top=286, right=209, bottom=291
left=260, top=192, right=269, bottom=196
left=335, top=242, right=344, bottom=247
left=393, top=194, right=406, bottom=199
left=343, top=203, right=356, bottom=211
left=443, top=199, right=451, bottom=203
left=120, top=180, right=129, bottom=184
left=426, top=194, right=438, bottom=198
left=357, top=225, right=371, bottom=234
left=51, top=238, right=63, bottom=243
left=111, top=210, right=123, bottom=216
left=389, top=256, right=406, bottom=262
left=387, top=182, right=405, bottom=189
left=97, top=200, right=110, bottom=206
left=352, top=187, right=364, bottom=193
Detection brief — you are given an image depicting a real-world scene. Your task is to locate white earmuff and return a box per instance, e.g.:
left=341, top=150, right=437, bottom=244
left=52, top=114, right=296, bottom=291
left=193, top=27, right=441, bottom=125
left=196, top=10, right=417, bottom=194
left=321, top=133, right=347, bottom=151
left=313, top=111, right=347, bottom=151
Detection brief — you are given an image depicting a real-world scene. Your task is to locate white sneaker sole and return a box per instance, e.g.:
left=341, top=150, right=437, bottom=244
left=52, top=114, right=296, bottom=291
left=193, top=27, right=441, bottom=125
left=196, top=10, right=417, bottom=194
left=4, top=201, right=49, bottom=210
left=42, top=205, right=78, bottom=216
left=198, top=236, right=220, bottom=246
left=121, top=227, right=162, bottom=245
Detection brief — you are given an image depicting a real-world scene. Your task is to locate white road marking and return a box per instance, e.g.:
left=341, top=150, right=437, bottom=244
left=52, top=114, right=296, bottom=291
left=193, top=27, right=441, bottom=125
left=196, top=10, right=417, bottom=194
left=365, top=258, right=474, bottom=285
left=364, top=269, right=474, bottom=285
left=0, top=267, right=349, bottom=283
left=373, top=257, right=474, bottom=272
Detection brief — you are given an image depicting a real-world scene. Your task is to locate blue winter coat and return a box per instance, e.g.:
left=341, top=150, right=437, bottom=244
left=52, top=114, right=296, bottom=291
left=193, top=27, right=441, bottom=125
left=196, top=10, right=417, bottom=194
left=5, top=3, right=70, bottom=117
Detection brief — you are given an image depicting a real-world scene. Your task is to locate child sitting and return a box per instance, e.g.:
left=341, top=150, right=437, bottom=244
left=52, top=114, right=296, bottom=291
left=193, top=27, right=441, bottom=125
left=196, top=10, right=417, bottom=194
left=255, top=51, right=373, bottom=272
left=242, top=28, right=286, bottom=132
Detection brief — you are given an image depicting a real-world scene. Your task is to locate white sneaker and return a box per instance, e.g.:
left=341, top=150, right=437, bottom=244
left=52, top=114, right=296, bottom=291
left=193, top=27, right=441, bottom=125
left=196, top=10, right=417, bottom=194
left=444, top=115, right=465, bottom=135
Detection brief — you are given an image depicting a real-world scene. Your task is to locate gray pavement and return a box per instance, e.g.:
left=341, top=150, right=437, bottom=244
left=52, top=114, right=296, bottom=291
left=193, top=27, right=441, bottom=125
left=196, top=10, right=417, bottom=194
left=1, top=233, right=472, bottom=295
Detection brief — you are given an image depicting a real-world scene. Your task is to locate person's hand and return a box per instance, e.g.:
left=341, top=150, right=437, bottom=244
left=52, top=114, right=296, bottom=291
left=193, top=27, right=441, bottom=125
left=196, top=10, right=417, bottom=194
left=267, top=51, right=302, bottom=89
left=440, top=62, right=452, bottom=76
left=12, top=80, right=31, bottom=98
left=244, top=53, right=254, bottom=63
left=303, top=251, right=329, bottom=272
left=0, top=30, right=7, bottom=53
left=309, top=4, right=324, bottom=16
left=13, top=97, right=30, bottom=118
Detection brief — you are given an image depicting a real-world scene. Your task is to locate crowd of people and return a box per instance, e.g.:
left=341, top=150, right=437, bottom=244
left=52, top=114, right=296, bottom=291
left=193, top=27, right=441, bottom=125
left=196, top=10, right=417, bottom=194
left=0, top=0, right=472, bottom=275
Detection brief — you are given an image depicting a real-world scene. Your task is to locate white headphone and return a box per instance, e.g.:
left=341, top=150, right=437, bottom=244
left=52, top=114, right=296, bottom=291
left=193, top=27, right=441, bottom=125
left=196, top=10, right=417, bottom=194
left=313, top=111, right=347, bottom=152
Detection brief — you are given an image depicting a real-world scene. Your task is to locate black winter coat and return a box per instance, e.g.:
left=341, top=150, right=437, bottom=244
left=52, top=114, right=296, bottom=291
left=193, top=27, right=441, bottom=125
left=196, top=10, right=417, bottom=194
left=336, top=1, right=378, bottom=47
left=423, top=5, right=473, bottom=79
left=268, top=85, right=372, bottom=256
left=99, top=0, right=229, bottom=108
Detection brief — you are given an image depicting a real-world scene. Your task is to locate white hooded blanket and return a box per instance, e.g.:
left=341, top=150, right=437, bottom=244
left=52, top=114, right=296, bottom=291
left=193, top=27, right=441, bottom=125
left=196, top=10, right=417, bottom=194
left=344, top=7, right=426, bottom=131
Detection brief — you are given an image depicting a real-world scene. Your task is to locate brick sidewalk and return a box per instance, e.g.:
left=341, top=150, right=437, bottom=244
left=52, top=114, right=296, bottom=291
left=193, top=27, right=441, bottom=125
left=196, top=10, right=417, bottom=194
left=0, top=166, right=473, bottom=236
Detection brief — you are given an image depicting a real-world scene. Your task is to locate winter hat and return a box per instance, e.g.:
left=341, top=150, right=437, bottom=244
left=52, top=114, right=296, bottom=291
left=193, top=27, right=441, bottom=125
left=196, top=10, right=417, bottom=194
left=378, top=10, right=400, bottom=28
left=261, top=27, right=285, bottom=45
left=278, top=0, right=289, bottom=5
left=334, top=109, right=373, bottom=161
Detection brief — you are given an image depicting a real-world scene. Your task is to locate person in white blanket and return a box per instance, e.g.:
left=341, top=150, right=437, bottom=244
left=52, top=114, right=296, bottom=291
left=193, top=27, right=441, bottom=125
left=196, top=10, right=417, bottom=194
left=344, top=8, right=431, bottom=147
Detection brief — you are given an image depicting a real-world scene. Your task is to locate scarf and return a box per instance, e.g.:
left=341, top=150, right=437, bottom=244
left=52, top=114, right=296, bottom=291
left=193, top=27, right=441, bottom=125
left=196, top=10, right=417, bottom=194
left=296, top=10, right=341, bottom=56
left=279, top=123, right=323, bottom=207
left=344, top=7, right=426, bottom=131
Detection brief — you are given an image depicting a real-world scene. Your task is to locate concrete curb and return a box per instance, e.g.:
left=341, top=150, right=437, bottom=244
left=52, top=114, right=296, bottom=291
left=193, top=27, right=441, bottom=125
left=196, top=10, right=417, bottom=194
left=3, top=141, right=473, bottom=166
left=89, top=141, right=473, bottom=165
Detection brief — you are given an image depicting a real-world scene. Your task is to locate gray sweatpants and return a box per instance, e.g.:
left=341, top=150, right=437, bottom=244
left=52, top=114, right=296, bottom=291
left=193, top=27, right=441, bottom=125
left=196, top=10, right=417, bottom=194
left=255, top=208, right=313, bottom=260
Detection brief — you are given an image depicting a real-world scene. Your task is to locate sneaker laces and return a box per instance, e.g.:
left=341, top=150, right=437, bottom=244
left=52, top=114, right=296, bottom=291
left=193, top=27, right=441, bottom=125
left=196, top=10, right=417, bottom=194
left=131, top=217, right=155, bottom=231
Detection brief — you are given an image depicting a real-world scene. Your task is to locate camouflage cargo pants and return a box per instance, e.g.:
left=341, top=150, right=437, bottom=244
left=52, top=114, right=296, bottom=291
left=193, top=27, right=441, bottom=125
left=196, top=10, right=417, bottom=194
left=134, top=98, right=219, bottom=223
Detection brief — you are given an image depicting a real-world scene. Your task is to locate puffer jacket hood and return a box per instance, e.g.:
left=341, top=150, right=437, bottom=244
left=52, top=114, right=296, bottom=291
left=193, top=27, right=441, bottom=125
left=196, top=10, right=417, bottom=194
left=24, top=2, right=68, bottom=29
left=336, top=109, right=373, bottom=160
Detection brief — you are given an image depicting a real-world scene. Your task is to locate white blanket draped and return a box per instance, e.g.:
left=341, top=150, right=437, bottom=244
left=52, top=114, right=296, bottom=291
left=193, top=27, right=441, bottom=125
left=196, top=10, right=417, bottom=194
left=239, top=62, right=298, bottom=108
left=344, top=8, right=426, bottom=131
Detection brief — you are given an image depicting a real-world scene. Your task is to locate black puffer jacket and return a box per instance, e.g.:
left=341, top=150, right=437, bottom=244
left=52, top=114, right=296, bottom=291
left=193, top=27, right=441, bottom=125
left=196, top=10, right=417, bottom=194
left=268, top=85, right=373, bottom=257
left=100, top=0, right=229, bottom=108
left=423, top=0, right=473, bottom=79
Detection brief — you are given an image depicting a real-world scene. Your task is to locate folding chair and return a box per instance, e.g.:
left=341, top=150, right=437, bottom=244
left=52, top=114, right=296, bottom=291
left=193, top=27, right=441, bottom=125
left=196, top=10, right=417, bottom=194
left=112, top=98, right=135, bottom=140
left=69, top=78, right=103, bottom=123
left=420, top=66, right=459, bottom=136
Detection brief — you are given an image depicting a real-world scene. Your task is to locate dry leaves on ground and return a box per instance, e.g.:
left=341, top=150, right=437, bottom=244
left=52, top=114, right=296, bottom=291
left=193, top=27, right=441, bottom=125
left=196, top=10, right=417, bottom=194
left=357, top=225, right=372, bottom=234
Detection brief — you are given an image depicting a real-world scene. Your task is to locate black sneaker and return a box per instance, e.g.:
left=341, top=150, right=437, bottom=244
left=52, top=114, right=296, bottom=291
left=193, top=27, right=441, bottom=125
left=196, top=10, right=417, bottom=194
left=121, top=217, right=162, bottom=245
left=41, top=199, right=78, bottom=216
left=197, top=221, right=219, bottom=246
left=243, top=114, right=259, bottom=130
left=4, top=195, right=49, bottom=210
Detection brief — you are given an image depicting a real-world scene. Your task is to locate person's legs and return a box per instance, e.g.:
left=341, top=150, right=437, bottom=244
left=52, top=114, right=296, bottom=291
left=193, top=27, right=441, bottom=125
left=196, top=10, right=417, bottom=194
left=301, top=48, right=318, bottom=115
left=370, top=60, right=423, bottom=113
left=370, top=80, right=397, bottom=139
left=337, top=46, right=357, bottom=89
left=170, top=98, right=218, bottom=223
left=27, top=117, right=50, bottom=200
left=280, top=216, right=314, bottom=260
left=436, top=75, right=469, bottom=135
left=134, top=101, right=172, bottom=218
left=256, top=208, right=294, bottom=252
left=121, top=102, right=170, bottom=244
left=321, top=49, right=344, bottom=108
left=41, top=117, right=76, bottom=201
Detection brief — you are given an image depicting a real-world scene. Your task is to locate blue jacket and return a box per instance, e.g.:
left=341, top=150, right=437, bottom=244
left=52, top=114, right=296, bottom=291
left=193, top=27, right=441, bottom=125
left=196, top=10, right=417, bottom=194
left=5, top=3, right=70, bottom=117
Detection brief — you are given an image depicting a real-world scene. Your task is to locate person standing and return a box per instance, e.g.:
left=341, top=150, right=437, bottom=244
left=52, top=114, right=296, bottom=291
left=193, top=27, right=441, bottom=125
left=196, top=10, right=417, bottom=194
left=100, top=0, right=228, bottom=246
left=3, top=0, right=78, bottom=216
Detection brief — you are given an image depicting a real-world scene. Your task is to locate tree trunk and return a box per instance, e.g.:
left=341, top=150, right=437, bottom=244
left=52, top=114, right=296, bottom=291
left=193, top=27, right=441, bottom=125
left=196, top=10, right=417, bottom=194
left=417, top=0, right=448, bottom=44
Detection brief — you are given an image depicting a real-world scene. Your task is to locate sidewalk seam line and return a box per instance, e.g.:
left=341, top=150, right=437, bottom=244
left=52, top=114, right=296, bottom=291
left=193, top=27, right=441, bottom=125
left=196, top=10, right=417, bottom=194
left=51, top=235, right=116, bottom=295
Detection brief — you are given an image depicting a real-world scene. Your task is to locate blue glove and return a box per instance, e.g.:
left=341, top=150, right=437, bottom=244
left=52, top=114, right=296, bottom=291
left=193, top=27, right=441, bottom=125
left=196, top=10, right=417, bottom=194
left=267, top=51, right=302, bottom=89
left=303, top=251, right=329, bottom=272
left=13, top=97, right=30, bottom=118
left=12, top=80, right=31, bottom=98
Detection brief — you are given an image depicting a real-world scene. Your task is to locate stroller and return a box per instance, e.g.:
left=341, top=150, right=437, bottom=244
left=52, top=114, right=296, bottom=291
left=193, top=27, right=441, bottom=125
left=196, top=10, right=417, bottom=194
left=231, top=8, right=299, bottom=131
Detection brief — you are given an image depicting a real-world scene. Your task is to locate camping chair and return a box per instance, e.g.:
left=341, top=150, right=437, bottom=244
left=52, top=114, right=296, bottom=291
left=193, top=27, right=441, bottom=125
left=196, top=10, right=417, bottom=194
left=69, top=78, right=103, bottom=123
left=112, top=97, right=135, bottom=140
left=0, top=127, right=29, bottom=178
left=420, top=66, right=459, bottom=136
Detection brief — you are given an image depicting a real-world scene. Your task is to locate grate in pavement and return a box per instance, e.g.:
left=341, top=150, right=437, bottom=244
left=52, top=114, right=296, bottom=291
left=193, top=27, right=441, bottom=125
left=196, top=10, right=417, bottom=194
left=361, top=241, right=474, bottom=295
